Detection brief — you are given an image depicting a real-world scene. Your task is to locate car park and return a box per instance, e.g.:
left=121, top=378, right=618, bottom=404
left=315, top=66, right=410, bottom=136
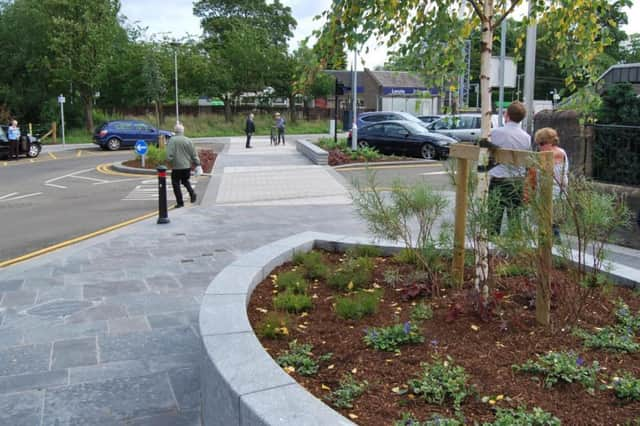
left=347, top=120, right=457, bottom=160
left=93, top=120, right=172, bottom=151
left=356, top=111, right=430, bottom=129
left=427, top=113, right=500, bottom=142
left=0, top=125, right=41, bottom=158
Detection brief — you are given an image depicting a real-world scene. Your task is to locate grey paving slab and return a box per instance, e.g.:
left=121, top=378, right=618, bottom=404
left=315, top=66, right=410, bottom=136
left=34, top=286, right=84, bottom=305
left=168, top=366, right=200, bottom=411
left=0, top=310, right=66, bottom=331
left=26, top=299, right=91, bottom=319
left=145, top=274, right=182, bottom=293
left=0, top=279, right=23, bottom=292
left=83, top=279, right=147, bottom=299
left=23, top=320, right=108, bottom=345
left=0, top=328, right=22, bottom=350
left=66, top=302, right=128, bottom=323
left=42, top=372, right=177, bottom=425
left=99, top=326, right=199, bottom=363
left=22, top=276, right=64, bottom=291
left=127, top=409, right=201, bottom=426
left=0, top=369, right=68, bottom=394
left=51, top=337, right=97, bottom=370
left=104, top=293, right=199, bottom=316
left=0, top=390, right=43, bottom=426
left=0, top=290, right=37, bottom=308
left=147, top=311, right=197, bottom=330
left=0, top=343, right=51, bottom=376
left=69, top=359, right=150, bottom=385
left=107, top=316, right=151, bottom=335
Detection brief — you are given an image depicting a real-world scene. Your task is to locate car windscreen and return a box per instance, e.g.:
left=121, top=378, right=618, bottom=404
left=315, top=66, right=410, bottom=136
left=0, top=126, right=6, bottom=141
left=403, top=121, right=430, bottom=135
left=396, top=112, right=423, bottom=124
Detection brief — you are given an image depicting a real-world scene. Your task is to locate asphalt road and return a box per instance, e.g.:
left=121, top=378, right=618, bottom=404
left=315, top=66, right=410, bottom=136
left=0, top=147, right=209, bottom=264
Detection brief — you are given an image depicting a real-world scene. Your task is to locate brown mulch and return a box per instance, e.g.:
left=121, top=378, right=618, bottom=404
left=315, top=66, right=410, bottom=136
left=248, top=251, right=640, bottom=425
left=122, top=149, right=216, bottom=173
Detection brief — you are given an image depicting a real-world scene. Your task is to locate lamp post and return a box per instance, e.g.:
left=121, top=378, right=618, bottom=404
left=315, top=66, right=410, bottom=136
left=171, top=42, right=180, bottom=125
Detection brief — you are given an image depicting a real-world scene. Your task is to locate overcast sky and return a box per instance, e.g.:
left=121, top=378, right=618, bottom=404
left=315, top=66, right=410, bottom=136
left=120, top=0, right=640, bottom=69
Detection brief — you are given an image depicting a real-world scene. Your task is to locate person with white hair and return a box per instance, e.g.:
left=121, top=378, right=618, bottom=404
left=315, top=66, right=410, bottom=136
left=7, top=119, right=20, bottom=160
left=245, top=113, right=255, bottom=148
left=166, top=122, right=200, bottom=208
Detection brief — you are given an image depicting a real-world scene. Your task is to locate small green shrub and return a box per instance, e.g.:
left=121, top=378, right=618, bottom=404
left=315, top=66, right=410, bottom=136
left=345, top=244, right=383, bottom=259
left=273, top=291, right=312, bottom=313
left=276, top=340, right=332, bottom=376
left=615, top=299, right=640, bottom=331
left=363, top=321, right=424, bottom=352
left=328, top=256, right=374, bottom=291
left=574, top=327, right=640, bottom=353
left=394, top=248, right=419, bottom=265
left=277, top=271, right=309, bottom=295
left=394, top=412, right=463, bottom=426
left=292, top=251, right=329, bottom=280
left=136, top=144, right=166, bottom=168
left=408, top=356, right=473, bottom=412
left=256, top=311, right=291, bottom=339
left=512, top=351, right=600, bottom=393
left=410, top=302, right=433, bottom=322
left=382, top=267, right=402, bottom=288
left=495, top=263, right=534, bottom=277
left=608, top=372, right=640, bottom=402
left=325, top=374, right=368, bottom=409
left=484, top=406, right=561, bottom=426
left=335, top=290, right=382, bottom=320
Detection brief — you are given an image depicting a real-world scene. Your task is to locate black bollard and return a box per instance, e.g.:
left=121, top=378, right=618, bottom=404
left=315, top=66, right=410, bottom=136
left=157, top=165, right=170, bottom=224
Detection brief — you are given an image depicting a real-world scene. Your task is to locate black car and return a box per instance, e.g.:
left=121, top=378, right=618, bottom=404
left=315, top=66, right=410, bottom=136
left=0, top=125, right=41, bottom=158
left=348, top=120, right=457, bottom=160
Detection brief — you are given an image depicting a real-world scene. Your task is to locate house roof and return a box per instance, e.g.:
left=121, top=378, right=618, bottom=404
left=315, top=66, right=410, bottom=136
left=325, top=70, right=366, bottom=85
left=597, top=63, right=640, bottom=85
left=366, top=70, right=426, bottom=89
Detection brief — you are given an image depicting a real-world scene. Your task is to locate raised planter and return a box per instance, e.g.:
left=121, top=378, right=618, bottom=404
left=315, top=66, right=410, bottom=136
left=296, top=139, right=328, bottom=165
left=199, top=232, right=640, bottom=425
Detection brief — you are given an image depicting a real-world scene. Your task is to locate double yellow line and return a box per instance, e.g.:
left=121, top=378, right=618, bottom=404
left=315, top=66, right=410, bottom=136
left=96, top=163, right=147, bottom=177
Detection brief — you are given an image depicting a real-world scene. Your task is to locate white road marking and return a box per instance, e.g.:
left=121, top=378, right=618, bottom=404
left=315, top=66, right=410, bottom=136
left=69, top=174, right=109, bottom=183
left=420, top=171, right=449, bottom=176
left=0, top=192, right=19, bottom=200
left=124, top=180, right=197, bottom=201
left=45, top=168, right=95, bottom=189
left=0, top=192, right=42, bottom=202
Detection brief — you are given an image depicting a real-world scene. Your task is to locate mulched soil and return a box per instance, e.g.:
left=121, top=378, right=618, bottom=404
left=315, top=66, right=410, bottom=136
left=122, top=149, right=216, bottom=173
left=327, top=148, right=421, bottom=166
left=248, top=250, right=640, bottom=425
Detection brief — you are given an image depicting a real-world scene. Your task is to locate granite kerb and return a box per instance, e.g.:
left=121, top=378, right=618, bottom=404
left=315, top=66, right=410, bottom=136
left=295, top=139, right=328, bottom=166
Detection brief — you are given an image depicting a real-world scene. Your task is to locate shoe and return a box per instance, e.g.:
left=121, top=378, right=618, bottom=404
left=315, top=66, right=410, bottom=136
left=190, top=193, right=197, bottom=203
left=175, top=204, right=184, bottom=209
left=246, top=146, right=252, bottom=149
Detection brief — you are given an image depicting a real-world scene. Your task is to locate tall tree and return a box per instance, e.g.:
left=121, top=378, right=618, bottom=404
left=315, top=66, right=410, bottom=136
left=44, top=0, right=123, bottom=131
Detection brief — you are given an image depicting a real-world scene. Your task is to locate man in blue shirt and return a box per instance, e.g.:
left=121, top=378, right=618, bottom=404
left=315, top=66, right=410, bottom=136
left=7, top=120, right=20, bottom=160
left=275, top=112, right=285, bottom=145
left=487, top=101, right=531, bottom=235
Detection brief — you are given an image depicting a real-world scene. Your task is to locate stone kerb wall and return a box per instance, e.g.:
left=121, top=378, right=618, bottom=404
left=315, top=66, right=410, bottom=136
left=199, top=232, right=404, bottom=426
left=296, top=139, right=329, bottom=165
left=534, top=110, right=588, bottom=175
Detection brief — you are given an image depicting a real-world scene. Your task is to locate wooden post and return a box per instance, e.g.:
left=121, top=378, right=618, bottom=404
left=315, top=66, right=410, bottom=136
left=52, top=122, right=57, bottom=144
left=536, top=151, right=554, bottom=326
left=452, top=158, right=470, bottom=287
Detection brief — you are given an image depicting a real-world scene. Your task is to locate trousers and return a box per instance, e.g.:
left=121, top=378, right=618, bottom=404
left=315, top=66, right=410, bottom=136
left=171, top=169, right=195, bottom=206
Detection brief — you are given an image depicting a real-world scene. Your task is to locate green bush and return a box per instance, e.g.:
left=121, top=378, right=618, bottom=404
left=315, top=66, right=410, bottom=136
left=363, top=321, right=424, bottom=352
left=394, top=248, right=420, bottom=265
left=394, top=413, right=463, bottom=426
left=136, top=144, right=166, bottom=168
left=277, top=271, right=309, bottom=295
left=608, top=372, right=640, bottom=402
left=256, top=311, right=291, bottom=339
left=292, top=251, right=329, bottom=280
left=484, top=406, right=561, bottom=426
left=335, top=290, right=382, bottom=320
left=328, top=256, right=374, bottom=291
left=276, top=340, right=332, bottom=376
left=574, top=327, right=640, bottom=353
left=410, top=301, right=433, bottom=322
left=345, top=244, right=383, bottom=258
left=408, top=356, right=473, bottom=412
left=512, top=351, right=600, bottom=393
left=273, top=291, right=312, bottom=313
left=325, top=374, right=368, bottom=409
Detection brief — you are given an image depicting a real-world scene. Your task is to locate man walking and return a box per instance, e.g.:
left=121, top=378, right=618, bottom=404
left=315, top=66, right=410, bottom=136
left=275, top=112, right=286, bottom=145
left=166, top=122, right=200, bottom=208
left=7, top=120, right=20, bottom=160
left=245, top=113, right=255, bottom=148
left=488, top=101, right=531, bottom=235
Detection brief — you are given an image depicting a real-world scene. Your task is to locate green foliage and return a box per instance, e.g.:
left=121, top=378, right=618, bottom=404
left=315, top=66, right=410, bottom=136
left=345, top=244, right=383, bottom=259
left=316, top=137, right=349, bottom=151
left=410, top=302, right=434, bottom=322
left=256, top=311, right=291, bottom=339
left=292, top=251, right=329, bottom=280
left=495, top=262, right=534, bottom=278
left=276, top=340, right=331, bottom=376
left=393, top=248, right=420, bottom=266
left=136, top=145, right=166, bottom=168
left=573, top=299, right=640, bottom=353
left=512, top=351, right=600, bottom=393
left=484, top=406, right=561, bottom=426
left=348, top=146, right=382, bottom=162
left=325, top=374, right=368, bottom=409
left=597, top=82, right=640, bottom=125
left=608, top=372, right=640, bottom=402
left=273, top=291, right=312, bottom=313
left=335, top=290, right=382, bottom=320
left=382, top=267, right=402, bottom=288
left=363, top=321, right=424, bottom=352
left=328, top=256, right=374, bottom=291
left=408, top=356, right=473, bottom=412
left=394, top=412, right=463, bottom=426
left=276, top=271, right=309, bottom=295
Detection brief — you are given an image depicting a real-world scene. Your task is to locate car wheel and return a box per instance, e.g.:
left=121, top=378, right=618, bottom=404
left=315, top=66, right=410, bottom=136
left=420, top=143, right=436, bottom=160
left=26, top=144, right=40, bottom=158
left=107, top=138, right=121, bottom=151
left=358, top=139, right=369, bottom=149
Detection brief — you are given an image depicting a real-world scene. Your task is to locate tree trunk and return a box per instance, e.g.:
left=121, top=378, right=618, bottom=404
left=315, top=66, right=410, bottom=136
left=83, top=94, right=94, bottom=132
left=154, top=100, right=160, bottom=128
left=224, top=95, right=232, bottom=122
left=289, top=95, right=297, bottom=124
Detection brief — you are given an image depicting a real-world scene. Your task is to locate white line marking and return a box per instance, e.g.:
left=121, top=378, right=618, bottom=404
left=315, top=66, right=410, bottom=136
left=0, top=192, right=18, bottom=200
left=45, top=168, right=96, bottom=189
left=420, top=171, right=449, bottom=176
left=70, top=175, right=109, bottom=183
left=93, top=177, right=144, bottom=185
left=0, top=192, right=42, bottom=202
left=45, top=183, right=67, bottom=189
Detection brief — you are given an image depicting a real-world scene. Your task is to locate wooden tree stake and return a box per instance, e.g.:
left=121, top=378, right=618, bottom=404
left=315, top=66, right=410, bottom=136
left=536, top=151, right=554, bottom=326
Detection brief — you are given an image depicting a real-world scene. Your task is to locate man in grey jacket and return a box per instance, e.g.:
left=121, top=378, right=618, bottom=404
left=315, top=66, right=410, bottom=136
left=166, top=122, right=200, bottom=208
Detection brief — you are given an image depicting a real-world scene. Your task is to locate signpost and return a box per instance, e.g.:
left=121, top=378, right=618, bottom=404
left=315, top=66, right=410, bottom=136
left=58, top=95, right=66, bottom=146
left=134, top=140, right=148, bottom=168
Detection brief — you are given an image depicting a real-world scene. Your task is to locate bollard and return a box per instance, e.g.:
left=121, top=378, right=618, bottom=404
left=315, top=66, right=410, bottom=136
left=157, top=165, right=170, bottom=224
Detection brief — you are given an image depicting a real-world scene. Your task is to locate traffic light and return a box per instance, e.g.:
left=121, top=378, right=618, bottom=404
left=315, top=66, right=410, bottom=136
left=335, top=81, right=345, bottom=95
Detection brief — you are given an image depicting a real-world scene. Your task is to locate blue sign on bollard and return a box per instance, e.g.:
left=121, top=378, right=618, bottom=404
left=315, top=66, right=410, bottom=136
left=134, top=140, right=148, bottom=155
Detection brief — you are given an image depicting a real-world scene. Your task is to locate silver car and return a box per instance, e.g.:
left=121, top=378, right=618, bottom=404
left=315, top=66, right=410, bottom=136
left=427, top=114, right=499, bottom=142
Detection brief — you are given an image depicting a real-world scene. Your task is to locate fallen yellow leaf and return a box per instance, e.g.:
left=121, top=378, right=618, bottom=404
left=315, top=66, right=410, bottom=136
left=321, top=384, right=331, bottom=391
left=284, top=366, right=295, bottom=374
left=348, top=414, right=358, bottom=420
left=297, top=324, right=307, bottom=329
left=351, top=368, right=358, bottom=374
left=471, top=324, right=479, bottom=331
left=327, top=364, right=335, bottom=370
left=299, top=312, right=308, bottom=318
left=255, top=308, right=268, bottom=313
left=496, top=395, right=504, bottom=401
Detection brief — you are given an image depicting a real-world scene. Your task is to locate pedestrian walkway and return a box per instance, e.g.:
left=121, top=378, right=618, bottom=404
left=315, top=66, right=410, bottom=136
left=0, top=135, right=638, bottom=425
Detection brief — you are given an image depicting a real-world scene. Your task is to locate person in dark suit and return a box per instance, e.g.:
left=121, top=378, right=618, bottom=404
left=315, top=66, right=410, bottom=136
left=245, top=113, right=255, bottom=148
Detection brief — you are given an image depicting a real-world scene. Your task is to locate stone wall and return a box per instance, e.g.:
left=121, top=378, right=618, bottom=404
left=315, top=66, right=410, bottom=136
left=534, top=109, right=590, bottom=175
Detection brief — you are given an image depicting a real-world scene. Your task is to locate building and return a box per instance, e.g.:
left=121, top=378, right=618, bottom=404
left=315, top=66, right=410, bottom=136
left=597, top=63, right=640, bottom=94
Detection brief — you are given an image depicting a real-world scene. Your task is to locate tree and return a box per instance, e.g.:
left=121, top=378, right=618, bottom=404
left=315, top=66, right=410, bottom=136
left=597, top=82, right=640, bottom=125
left=621, top=33, right=640, bottom=63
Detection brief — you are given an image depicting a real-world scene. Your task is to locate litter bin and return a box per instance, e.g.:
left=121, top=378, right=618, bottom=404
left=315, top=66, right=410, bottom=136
left=342, top=110, right=352, bottom=131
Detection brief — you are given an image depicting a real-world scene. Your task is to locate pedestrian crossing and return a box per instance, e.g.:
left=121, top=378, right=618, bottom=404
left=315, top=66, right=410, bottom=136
left=123, top=178, right=198, bottom=201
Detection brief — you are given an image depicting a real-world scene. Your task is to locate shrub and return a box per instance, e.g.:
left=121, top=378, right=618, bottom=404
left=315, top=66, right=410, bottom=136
left=486, top=406, right=561, bottom=426
left=328, top=256, right=374, bottom=291
left=256, top=311, right=291, bottom=339
left=394, top=412, right=463, bottom=426
left=512, top=351, right=600, bottom=393
left=136, top=144, right=166, bottom=168
left=410, top=302, right=433, bottom=322
left=325, top=374, right=368, bottom=409
left=363, top=321, right=424, bottom=352
left=335, top=290, right=382, bottom=320
left=273, top=291, right=312, bottom=313
left=408, top=356, right=473, bottom=412
left=574, top=327, right=640, bottom=353
left=292, top=251, right=329, bottom=280
left=607, top=372, right=640, bottom=402
left=345, top=244, right=383, bottom=258
left=382, top=267, right=402, bottom=288
left=276, top=340, right=332, bottom=376
left=277, top=271, right=309, bottom=295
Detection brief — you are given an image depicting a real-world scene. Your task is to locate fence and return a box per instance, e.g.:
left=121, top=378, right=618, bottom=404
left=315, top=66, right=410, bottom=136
left=591, top=124, right=640, bottom=186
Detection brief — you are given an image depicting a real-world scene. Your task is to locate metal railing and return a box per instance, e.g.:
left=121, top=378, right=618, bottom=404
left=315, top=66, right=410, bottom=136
left=592, top=124, right=640, bottom=186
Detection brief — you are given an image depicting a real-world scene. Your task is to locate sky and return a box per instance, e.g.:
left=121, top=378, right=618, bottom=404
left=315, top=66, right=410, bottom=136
left=120, top=0, right=640, bottom=69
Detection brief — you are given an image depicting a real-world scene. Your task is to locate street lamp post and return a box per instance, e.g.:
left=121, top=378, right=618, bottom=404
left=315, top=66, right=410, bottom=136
left=171, top=43, right=180, bottom=125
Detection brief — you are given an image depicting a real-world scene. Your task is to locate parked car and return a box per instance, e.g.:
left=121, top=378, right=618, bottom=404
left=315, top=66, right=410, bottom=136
left=427, top=114, right=500, bottom=142
left=356, top=111, right=429, bottom=129
left=93, top=120, right=173, bottom=151
left=417, top=115, right=442, bottom=124
left=0, top=125, right=41, bottom=158
left=348, top=120, right=457, bottom=160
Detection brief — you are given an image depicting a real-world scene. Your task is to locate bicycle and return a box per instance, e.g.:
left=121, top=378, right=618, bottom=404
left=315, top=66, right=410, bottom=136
left=270, top=126, right=279, bottom=145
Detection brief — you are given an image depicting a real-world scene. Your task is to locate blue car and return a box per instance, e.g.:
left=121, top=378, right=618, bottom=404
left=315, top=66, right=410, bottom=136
left=93, top=120, right=172, bottom=151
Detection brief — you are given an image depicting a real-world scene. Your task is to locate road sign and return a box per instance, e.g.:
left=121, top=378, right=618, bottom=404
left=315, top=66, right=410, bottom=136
left=134, top=140, right=148, bottom=155
left=58, top=95, right=66, bottom=104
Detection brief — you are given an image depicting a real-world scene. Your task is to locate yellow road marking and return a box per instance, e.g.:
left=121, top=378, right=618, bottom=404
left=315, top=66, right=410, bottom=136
left=337, top=163, right=442, bottom=172
left=0, top=210, right=160, bottom=268
left=76, top=150, right=82, bottom=157
left=48, top=152, right=57, bottom=159
left=2, top=162, right=6, bottom=166
left=95, top=163, right=147, bottom=177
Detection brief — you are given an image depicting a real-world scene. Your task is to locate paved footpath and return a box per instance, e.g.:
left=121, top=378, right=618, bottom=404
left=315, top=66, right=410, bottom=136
left=1, top=135, right=639, bottom=425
